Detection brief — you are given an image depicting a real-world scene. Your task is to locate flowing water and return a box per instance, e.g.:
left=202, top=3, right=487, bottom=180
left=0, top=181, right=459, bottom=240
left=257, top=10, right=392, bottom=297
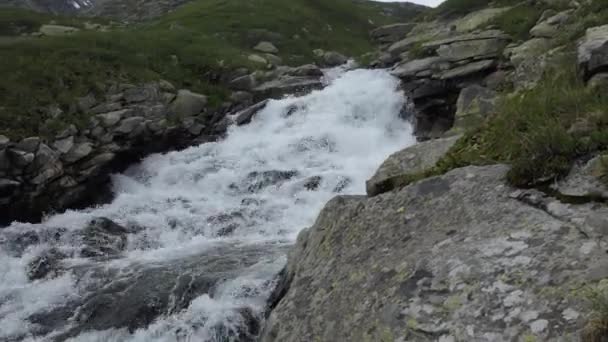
left=0, top=68, right=416, bottom=341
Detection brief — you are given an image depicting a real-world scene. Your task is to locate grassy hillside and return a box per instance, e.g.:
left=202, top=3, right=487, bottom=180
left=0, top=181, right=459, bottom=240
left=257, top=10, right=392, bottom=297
left=0, top=0, right=425, bottom=139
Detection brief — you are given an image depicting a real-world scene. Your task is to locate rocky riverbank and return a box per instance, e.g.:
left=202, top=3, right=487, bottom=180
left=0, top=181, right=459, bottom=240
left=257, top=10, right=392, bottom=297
left=0, top=63, right=329, bottom=225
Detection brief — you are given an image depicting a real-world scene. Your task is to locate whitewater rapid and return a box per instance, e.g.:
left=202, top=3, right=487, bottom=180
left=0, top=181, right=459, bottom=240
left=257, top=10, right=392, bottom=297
left=0, top=68, right=416, bottom=341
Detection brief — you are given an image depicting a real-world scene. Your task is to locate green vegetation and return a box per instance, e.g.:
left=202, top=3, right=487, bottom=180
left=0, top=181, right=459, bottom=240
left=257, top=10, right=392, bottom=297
left=582, top=280, right=608, bottom=342
left=0, top=0, right=423, bottom=139
left=436, top=56, right=608, bottom=187
left=0, top=7, right=104, bottom=35
left=486, top=2, right=543, bottom=41
left=386, top=55, right=608, bottom=192
left=430, top=0, right=521, bottom=18
left=556, top=0, right=608, bottom=45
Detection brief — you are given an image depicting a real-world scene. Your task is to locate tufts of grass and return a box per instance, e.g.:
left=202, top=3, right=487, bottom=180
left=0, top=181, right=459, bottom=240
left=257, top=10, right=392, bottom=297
left=486, top=3, right=543, bottom=41
left=556, top=0, right=608, bottom=45
left=435, top=56, right=608, bottom=187
left=582, top=280, right=608, bottom=342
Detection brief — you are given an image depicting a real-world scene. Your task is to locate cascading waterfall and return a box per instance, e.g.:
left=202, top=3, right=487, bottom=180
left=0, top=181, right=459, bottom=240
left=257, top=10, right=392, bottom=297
left=0, top=68, right=416, bottom=342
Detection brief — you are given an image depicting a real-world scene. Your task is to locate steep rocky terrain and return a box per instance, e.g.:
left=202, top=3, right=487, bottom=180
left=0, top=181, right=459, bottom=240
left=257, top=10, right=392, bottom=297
left=262, top=0, right=608, bottom=341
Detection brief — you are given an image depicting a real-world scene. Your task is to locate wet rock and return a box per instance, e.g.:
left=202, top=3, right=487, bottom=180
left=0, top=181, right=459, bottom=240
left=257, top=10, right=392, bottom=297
left=27, top=248, right=65, bottom=280
left=237, top=170, right=299, bottom=193
left=371, top=23, right=416, bottom=44
left=366, top=135, right=460, bottom=196
left=80, top=217, right=128, bottom=258
left=234, top=100, right=269, bottom=126
left=52, top=245, right=282, bottom=338
left=254, top=41, right=279, bottom=54
left=302, top=176, right=322, bottom=191
left=262, top=165, right=608, bottom=341
left=170, top=90, right=208, bottom=116
left=333, top=177, right=351, bottom=193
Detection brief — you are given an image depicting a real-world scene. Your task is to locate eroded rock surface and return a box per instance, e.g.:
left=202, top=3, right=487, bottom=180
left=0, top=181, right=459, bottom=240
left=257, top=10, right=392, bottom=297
left=263, top=165, right=608, bottom=341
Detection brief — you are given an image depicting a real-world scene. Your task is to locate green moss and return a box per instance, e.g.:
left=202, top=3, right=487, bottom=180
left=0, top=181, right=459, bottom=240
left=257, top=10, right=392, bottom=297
left=582, top=280, right=608, bottom=342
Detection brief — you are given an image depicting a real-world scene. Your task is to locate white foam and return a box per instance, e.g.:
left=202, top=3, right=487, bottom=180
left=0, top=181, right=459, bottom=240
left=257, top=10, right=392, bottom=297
left=0, top=68, right=415, bottom=341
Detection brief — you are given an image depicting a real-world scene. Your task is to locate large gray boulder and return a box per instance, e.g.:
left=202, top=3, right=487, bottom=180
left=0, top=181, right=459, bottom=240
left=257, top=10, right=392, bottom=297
left=169, top=90, right=208, bottom=116
left=263, top=165, right=608, bottom=341
left=366, top=135, right=460, bottom=196
left=234, top=100, right=269, bottom=126
left=578, top=24, right=608, bottom=80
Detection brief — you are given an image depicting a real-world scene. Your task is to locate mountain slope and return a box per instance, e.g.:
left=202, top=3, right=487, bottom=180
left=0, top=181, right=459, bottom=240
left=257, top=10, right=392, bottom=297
left=0, top=0, right=426, bottom=139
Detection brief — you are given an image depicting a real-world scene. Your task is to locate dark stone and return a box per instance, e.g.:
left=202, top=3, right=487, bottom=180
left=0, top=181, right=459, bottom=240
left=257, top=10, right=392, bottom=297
left=235, top=100, right=269, bottom=126
left=303, top=176, right=322, bottom=191
left=27, top=248, right=65, bottom=280
left=244, top=170, right=299, bottom=193
left=80, top=217, right=128, bottom=258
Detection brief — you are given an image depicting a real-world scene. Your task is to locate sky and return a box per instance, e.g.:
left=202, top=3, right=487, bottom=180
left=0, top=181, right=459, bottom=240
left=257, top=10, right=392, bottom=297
left=376, top=0, right=445, bottom=7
